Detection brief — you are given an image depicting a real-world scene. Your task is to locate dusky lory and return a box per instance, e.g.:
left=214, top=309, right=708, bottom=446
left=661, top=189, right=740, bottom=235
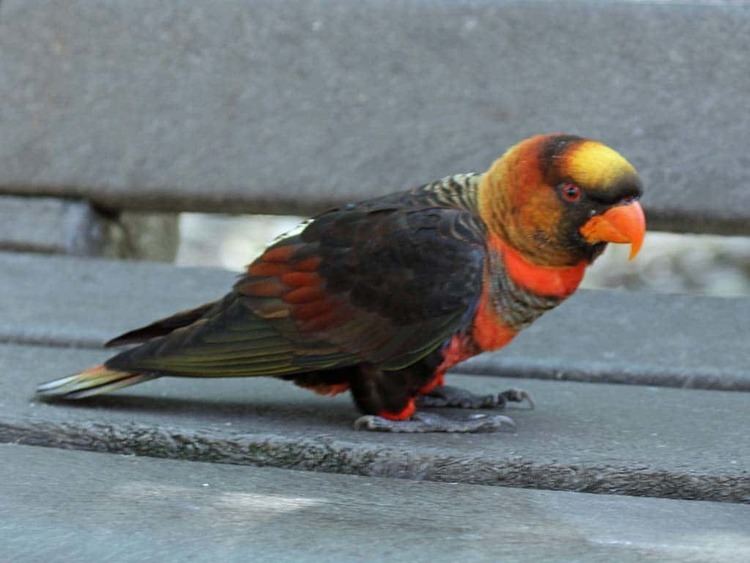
left=37, top=134, right=646, bottom=432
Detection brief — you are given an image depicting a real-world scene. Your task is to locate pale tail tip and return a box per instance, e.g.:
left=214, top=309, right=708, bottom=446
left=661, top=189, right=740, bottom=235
left=36, top=374, right=82, bottom=397
left=35, top=365, right=150, bottom=400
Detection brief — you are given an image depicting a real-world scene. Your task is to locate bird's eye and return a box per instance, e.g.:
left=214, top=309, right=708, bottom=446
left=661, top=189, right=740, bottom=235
left=558, top=182, right=582, bottom=202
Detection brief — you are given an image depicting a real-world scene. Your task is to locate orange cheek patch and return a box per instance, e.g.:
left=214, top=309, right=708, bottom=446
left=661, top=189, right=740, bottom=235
left=517, top=190, right=561, bottom=238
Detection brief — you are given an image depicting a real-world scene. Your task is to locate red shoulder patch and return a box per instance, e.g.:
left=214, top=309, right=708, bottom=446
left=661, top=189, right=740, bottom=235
left=239, top=244, right=353, bottom=334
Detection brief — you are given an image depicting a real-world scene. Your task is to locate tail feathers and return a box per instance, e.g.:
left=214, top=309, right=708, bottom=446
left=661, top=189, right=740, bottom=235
left=36, top=365, right=156, bottom=400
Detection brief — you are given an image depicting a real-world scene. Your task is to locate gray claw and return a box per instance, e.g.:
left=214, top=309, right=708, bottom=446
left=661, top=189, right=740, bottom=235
left=418, top=385, right=535, bottom=411
left=417, top=385, right=500, bottom=409
left=499, top=388, right=535, bottom=410
left=354, top=415, right=386, bottom=432
left=354, top=411, right=516, bottom=433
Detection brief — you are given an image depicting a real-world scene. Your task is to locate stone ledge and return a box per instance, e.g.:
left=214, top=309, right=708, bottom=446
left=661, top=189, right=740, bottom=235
left=2, top=343, right=747, bottom=503
left=0, top=196, right=178, bottom=260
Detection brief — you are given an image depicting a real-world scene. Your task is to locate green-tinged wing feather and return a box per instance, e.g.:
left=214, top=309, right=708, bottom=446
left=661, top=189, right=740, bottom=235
left=105, top=296, right=357, bottom=377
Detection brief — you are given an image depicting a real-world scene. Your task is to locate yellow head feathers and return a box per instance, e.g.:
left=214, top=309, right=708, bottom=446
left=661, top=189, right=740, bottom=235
left=562, top=140, right=637, bottom=191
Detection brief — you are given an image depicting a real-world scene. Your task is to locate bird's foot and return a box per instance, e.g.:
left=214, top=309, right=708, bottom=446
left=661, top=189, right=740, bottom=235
left=499, top=388, right=535, bottom=410
left=416, top=385, right=535, bottom=410
left=354, top=411, right=516, bottom=433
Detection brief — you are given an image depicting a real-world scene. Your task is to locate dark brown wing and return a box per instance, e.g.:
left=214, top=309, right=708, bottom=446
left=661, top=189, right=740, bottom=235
left=106, top=194, right=487, bottom=377
left=105, top=302, right=216, bottom=347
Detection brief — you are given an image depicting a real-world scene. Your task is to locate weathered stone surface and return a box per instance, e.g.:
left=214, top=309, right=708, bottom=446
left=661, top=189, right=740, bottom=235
left=2, top=444, right=749, bottom=562
left=1, top=343, right=748, bottom=503
left=0, top=252, right=748, bottom=391
left=109, top=211, right=180, bottom=262
left=0, top=196, right=178, bottom=259
left=1, top=0, right=749, bottom=234
left=0, top=196, right=110, bottom=255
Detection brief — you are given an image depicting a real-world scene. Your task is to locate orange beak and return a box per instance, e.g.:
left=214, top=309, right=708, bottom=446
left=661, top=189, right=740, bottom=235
left=580, top=201, right=646, bottom=260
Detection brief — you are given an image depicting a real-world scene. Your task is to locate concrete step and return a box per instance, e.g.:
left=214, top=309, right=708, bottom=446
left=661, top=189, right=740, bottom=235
left=0, top=252, right=748, bottom=391
left=1, top=342, right=748, bottom=503
left=1, top=1, right=749, bottom=234
left=2, top=444, right=749, bottom=562
left=0, top=196, right=179, bottom=260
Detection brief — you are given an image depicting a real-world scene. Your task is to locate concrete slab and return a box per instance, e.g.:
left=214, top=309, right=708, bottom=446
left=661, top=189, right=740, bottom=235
left=0, top=196, right=111, bottom=255
left=2, top=444, right=749, bottom=562
left=0, top=196, right=179, bottom=259
left=1, top=343, right=747, bottom=503
left=1, top=1, right=749, bottom=234
left=0, top=252, right=749, bottom=391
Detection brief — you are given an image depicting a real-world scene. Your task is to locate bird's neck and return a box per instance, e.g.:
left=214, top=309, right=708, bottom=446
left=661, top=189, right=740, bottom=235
left=487, top=234, right=586, bottom=299
left=416, top=170, right=588, bottom=294
left=470, top=234, right=584, bottom=353
left=415, top=173, right=483, bottom=212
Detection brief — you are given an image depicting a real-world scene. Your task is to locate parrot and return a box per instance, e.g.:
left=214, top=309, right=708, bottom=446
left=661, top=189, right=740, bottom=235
left=37, top=134, right=646, bottom=433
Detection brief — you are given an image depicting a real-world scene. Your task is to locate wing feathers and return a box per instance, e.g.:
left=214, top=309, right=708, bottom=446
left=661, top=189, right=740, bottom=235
left=105, top=301, right=217, bottom=347
left=105, top=189, right=486, bottom=379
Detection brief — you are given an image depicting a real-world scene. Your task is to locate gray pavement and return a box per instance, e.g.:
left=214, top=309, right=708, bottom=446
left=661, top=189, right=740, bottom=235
left=1, top=444, right=749, bottom=562
left=1, top=343, right=748, bottom=502
left=1, top=0, right=749, bottom=234
left=1, top=252, right=749, bottom=391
